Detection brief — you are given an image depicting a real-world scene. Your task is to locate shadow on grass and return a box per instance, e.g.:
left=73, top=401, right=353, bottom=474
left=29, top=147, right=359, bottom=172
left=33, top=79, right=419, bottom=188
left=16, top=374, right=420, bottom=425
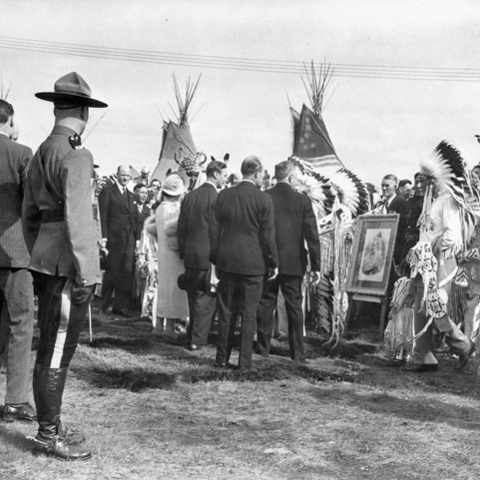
left=72, top=364, right=177, bottom=392
left=88, top=336, right=156, bottom=351
left=308, top=384, right=480, bottom=432
left=0, top=424, right=33, bottom=454
left=65, top=312, right=480, bottom=401
left=71, top=341, right=358, bottom=393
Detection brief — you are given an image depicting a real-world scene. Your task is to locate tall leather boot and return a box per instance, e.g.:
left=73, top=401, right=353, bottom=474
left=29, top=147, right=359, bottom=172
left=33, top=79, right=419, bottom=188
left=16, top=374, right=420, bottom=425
left=32, top=365, right=91, bottom=460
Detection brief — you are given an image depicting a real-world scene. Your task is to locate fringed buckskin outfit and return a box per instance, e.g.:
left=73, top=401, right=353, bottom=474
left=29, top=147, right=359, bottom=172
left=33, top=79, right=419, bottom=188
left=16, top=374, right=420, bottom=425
left=409, top=193, right=472, bottom=367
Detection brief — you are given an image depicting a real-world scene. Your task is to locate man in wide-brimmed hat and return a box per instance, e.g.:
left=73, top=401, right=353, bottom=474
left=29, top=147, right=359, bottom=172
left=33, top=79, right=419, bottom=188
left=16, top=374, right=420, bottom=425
left=22, top=72, right=107, bottom=460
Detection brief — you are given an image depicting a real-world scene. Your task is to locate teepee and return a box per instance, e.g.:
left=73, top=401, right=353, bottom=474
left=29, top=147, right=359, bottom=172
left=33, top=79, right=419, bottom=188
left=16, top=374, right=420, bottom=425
left=290, top=62, right=344, bottom=177
left=151, top=74, right=201, bottom=182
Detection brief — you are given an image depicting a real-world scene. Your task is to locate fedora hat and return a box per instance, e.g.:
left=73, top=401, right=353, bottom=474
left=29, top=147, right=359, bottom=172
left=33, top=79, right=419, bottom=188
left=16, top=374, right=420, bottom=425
left=162, top=173, right=187, bottom=196
left=35, top=72, right=108, bottom=108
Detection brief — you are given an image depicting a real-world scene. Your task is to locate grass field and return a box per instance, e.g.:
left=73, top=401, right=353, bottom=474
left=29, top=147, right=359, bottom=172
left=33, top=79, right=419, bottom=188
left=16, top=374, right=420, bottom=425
left=1, top=304, right=479, bottom=480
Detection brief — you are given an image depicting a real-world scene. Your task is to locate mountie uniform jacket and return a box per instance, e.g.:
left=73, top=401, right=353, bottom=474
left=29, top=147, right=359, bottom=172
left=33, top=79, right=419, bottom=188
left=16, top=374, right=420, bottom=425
left=22, top=125, right=101, bottom=286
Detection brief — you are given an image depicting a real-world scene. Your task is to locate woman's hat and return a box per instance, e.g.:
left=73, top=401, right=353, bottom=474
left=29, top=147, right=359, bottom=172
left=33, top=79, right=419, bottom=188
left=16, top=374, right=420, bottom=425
left=162, top=173, right=187, bottom=196
left=35, top=72, right=108, bottom=108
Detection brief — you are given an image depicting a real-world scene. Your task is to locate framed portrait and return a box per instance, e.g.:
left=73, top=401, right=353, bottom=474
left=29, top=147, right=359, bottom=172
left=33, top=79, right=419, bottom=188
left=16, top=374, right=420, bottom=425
left=346, top=214, right=400, bottom=296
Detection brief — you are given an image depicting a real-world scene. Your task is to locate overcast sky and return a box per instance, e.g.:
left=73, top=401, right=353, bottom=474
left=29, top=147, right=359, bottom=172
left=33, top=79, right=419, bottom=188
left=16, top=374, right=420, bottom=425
left=1, top=0, right=480, bottom=187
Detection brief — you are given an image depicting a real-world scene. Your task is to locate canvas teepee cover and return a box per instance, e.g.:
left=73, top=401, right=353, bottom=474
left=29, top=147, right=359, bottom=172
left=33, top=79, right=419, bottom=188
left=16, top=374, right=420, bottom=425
left=291, top=62, right=344, bottom=177
left=291, top=104, right=343, bottom=172
left=151, top=74, right=200, bottom=182
left=151, top=121, right=197, bottom=181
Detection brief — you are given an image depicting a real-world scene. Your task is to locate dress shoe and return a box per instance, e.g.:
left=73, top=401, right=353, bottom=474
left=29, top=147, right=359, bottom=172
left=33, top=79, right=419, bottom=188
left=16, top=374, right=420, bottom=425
left=456, top=341, right=476, bottom=370
left=32, top=436, right=92, bottom=461
left=294, top=358, right=309, bottom=365
left=213, top=360, right=227, bottom=368
left=405, top=363, right=438, bottom=372
left=111, top=308, right=132, bottom=318
left=1, top=403, right=37, bottom=422
left=232, top=365, right=252, bottom=371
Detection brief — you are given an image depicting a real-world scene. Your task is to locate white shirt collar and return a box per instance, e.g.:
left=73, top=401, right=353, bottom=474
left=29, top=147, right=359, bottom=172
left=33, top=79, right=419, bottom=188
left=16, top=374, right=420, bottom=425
left=116, top=181, right=126, bottom=194
left=205, top=180, right=218, bottom=190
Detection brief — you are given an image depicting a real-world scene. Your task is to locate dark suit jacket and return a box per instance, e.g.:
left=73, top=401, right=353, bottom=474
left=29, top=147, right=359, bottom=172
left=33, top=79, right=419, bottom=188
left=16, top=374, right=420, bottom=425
left=0, top=135, right=32, bottom=268
left=22, top=126, right=101, bottom=285
left=386, top=194, right=406, bottom=265
left=136, top=203, right=151, bottom=228
left=387, top=194, right=406, bottom=216
left=98, top=183, right=141, bottom=272
left=212, top=181, right=277, bottom=276
left=266, top=183, right=320, bottom=276
left=177, top=182, right=218, bottom=270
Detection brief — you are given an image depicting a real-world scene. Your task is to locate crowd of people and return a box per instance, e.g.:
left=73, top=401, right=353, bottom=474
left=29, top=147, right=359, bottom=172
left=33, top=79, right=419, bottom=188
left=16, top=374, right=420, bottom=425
left=0, top=71, right=479, bottom=463
left=0, top=72, right=322, bottom=461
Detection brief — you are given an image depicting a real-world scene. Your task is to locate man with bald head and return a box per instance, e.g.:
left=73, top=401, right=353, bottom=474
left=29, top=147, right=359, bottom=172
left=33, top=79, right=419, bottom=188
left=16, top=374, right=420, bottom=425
left=99, top=164, right=142, bottom=316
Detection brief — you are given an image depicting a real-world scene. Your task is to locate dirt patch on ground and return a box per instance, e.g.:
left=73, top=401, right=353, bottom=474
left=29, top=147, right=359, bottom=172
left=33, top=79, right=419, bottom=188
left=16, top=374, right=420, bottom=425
left=1, top=304, right=479, bottom=480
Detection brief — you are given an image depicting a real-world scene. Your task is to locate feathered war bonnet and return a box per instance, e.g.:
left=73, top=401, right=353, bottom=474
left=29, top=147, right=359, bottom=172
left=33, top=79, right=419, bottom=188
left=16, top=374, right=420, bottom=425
left=288, top=156, right=335, bottom=221
left=329, top=168, right=371, bottom=218
left=418, top=140, right=475, bottom=244
left=419, top=141, right=471, bottom=206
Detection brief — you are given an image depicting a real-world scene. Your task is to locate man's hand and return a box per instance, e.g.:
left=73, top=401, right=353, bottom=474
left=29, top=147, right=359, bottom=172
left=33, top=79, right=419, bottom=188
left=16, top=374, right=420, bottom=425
left=71, top=282, right=95, bottom=306
left=268, top=267, right=278, bottom=281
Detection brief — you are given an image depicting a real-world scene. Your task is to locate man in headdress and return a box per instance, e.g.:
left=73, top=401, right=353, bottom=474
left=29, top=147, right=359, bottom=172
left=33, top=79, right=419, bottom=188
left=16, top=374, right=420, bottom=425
left=406, top=142, right=475, bottom=372
left=22, top=72, right=107, bottom=460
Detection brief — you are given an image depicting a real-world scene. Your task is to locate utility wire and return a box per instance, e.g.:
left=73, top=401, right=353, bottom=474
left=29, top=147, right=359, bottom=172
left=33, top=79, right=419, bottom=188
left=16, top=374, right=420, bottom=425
left=1, top=35, right=480, bottom=82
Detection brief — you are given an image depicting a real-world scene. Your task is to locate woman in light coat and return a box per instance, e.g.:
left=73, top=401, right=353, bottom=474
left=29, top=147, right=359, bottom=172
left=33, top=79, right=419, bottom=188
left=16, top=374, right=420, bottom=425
left=146, top=173, right=188, bottom=335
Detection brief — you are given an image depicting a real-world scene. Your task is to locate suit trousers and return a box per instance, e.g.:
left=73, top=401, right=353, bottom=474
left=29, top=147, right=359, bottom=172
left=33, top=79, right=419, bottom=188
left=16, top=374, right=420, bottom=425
left=102, top=262, right=134, bottom=311
left=216, top=271, right=263, bottom=369
left=185, top=267, right=217, bottom=346
left=257, top=274, right=305, bottom=361
left=0, top=268, right=34, bottom=404
left=102, top=230, right=137, bottom=311
left=33, top=273, right=93, bottom=369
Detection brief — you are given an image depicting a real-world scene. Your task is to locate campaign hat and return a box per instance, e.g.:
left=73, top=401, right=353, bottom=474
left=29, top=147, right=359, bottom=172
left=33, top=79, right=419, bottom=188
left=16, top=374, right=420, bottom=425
left=35, top=72, right=108, bottom=108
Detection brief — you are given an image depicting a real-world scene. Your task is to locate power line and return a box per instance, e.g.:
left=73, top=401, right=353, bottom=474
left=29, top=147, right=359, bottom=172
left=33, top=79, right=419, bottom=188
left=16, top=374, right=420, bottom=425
left=1, top=35, right=480, bottom=82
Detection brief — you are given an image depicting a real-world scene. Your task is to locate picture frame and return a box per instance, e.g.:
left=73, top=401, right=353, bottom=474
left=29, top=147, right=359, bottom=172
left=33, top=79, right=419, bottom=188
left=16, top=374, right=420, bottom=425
left=346, top=213, right=400, bottom=296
